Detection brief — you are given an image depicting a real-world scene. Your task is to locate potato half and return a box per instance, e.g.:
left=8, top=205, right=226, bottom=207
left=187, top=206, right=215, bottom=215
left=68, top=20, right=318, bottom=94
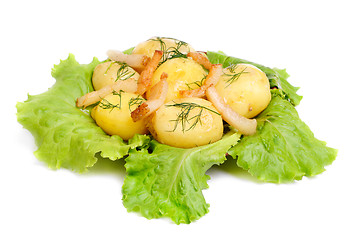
left=215, top=64, right=271, bottom=118
left=92, top=61, right=139, bottom=91
left=91, top=92, right=147, bottom=140
left=147, top=58, right=208, bottom=103
left=148, top=97, right=223, bottom=148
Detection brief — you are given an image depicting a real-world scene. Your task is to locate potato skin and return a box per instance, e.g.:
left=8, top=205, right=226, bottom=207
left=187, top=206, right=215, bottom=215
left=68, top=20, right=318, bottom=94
left=92, top=61, right=139, bottom=91
left=91, top=92, right=147, bottom=140
left=215, top=64, right=271, bottom=118
left=132, top=37, right=195, bottom=58
left=147, top=58, right=208, bottom=103
left=149, top=97, right=223, bottom=148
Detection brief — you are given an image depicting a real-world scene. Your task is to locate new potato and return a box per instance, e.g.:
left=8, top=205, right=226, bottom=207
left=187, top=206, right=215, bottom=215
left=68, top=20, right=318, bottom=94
left=92, top=61, right=139, bottom=91
left=148, top=97, right=223, bottom=148
left=215, top=64, right=271, bottom=118
left=91, top=92, right=147, bottom=140
left=147, top=58, right=208, bottom=103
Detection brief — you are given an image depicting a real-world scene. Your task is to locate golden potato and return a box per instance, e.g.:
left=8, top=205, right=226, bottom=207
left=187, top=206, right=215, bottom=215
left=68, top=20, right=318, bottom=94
left=91, top=92, right=147, bottom=140
left=132, top=37, right=195, bottom=58
left=149, top=97, right=223, bottom=148
left=92, top=61, right=139, bottom=91
left=215, top=64, right=271, bottom=118
left=147, top=58, right=208, bottom=103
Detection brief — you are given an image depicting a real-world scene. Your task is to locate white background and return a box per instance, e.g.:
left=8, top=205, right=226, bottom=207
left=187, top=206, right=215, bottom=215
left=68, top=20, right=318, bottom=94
left=1, top=0, right=358, bottom=239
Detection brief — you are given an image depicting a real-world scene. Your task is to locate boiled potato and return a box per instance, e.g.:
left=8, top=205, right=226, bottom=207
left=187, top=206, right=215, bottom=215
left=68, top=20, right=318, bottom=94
left=148, top=97, right=223, bottom=148
left=215, top=64, right=271, bottom=118
left=91, top=92, right=147, bottom=140
left=147, top=58, right=208, bottom=102
left=92, top=61, right=139, bottom=91
left=132, top=37, right=195, bottom=58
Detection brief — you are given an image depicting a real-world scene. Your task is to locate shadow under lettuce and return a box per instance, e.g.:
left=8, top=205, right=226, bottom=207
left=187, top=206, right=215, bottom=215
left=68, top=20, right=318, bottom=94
left=83, top=153, right=126, bottom=180
left=208, top=155, right=264, bottom=184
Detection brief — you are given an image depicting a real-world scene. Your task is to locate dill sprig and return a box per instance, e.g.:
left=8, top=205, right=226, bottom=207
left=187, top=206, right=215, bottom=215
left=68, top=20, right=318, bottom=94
left=185, top=74, right=207, bottom=90
left=128, top=95, right=145, bottom=111
left=165, top=41, right=188, bottom=60
left=166, top=102, right=220, bottom=132
left=105, top=62, right=135, bottom=82
left=223, top=64, right=248, bottom=87
left=99, top=90, right=124, bottom=112
left=149, top=37, right=190, bottom=65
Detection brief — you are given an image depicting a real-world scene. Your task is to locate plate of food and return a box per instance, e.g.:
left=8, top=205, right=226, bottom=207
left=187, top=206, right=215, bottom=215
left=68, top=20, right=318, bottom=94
left=16, top=36, right=337, bottom=224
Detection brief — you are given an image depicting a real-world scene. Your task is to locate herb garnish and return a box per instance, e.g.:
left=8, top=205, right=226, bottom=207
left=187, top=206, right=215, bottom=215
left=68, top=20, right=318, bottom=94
left=99, top=90, right=124, bottom=112
left=105, top=62, right=135, bottom=82
left=223, top=64, right=248, bottom=87
left=166, top=102, right=220, bottom=132
left=128, top=95, right=145, bottom=111
left=149, top=37, right=190, bottom=65
left=185, top=74, right=207, bottom=90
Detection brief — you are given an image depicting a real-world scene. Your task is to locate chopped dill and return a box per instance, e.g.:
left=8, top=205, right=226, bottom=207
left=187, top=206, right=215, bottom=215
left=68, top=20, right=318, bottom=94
left=166, top=102, right=220, bottom=132
left=105, top=62, right=135, bottom=82
left=185, top=74, right=207, bottom=90
left=223, top=64, right=249, bottom=87
left=99, top=90, right=124, bottom=112
left=128, top=95, right=145, bottom=111
left=149, top=37, right=190, bottom=65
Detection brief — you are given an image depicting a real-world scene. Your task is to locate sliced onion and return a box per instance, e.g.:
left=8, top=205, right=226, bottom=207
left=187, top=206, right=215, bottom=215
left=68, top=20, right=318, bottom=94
left=76, top=78, right=137, bottom=108
left=179, top=64, right=222, bottom=98
left=206, top=86, right=257, bottom=135
left=106, top=50, right=150, bottom=73
left=135, top=50, right=163, bottom=95
left=131, top=72, right=168, bottom=122
left=187, top=51, right=212, bottom=70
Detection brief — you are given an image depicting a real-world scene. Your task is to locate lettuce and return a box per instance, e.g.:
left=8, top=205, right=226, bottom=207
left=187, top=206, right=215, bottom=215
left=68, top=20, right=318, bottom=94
left=207, top=51, right=302, bottom=106
left=207, top=52, right=337, bottom=182
left=122, top=131, right=240, bottom=224
left=16, top=54, right=149, bottom=172
left=228, top=90, right=337, bottom=183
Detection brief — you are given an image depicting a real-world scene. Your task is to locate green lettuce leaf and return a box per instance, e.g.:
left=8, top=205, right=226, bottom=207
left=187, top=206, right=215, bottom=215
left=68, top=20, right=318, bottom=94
left=228, top=90, right=337, bottom=183
left=122, top=132, right=240, bottom=224
left=123, top=47, right=134, bottom=54
left=207, top=51, right=302, bottom=106
left=16, top=54, right=150, bottom=172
